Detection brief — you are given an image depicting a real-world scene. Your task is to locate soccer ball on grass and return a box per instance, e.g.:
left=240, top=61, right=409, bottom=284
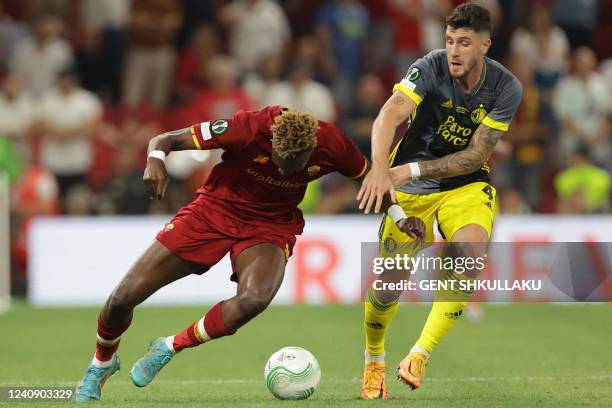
left=264, top=346, right=321, bottom=400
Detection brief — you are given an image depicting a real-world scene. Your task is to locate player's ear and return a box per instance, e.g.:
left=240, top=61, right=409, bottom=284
left=480, top=35, right=491, bottom=56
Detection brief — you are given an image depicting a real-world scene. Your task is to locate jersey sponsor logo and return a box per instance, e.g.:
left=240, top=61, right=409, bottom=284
left=211, top=119, right=229, bottom=135
left=253, top=155, right=270, bottom=164
left=246, top=168, right=306, bottom=189
left=441, top=99, right=453, bottom=108
left=307, top=165, right=320, bottom=177
left=436, top=115, right=474, bottom=146
left=470, top=105, right=487, bottom=124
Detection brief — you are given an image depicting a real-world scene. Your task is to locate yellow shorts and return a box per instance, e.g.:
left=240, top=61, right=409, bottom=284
left=379, top=182, right=496, bottom=252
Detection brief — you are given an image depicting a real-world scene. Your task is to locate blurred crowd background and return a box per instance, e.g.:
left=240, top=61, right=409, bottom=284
left=1, top=0, right=611, bottom=281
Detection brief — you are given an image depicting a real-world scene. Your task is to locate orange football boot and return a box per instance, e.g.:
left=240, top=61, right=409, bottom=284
left=361, top=361, right=388, bottom=399
left=397, top=352, right=428, bottom=390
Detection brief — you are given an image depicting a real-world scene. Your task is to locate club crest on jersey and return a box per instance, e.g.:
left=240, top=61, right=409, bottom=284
left=307, top=165, right=320, bottom=177
left=211, top=119, right=229, bottom=135
left=253, top=155, right=269, bottom=164
left=470, top=105, right=487, bottom=124
left=163, top=223, right=174, bottom=232
left=383, top=237, right=397, bottom=252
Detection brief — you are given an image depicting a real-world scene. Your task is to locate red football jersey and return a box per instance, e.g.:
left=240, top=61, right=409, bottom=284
left=189, top=106, right=367, bottom=235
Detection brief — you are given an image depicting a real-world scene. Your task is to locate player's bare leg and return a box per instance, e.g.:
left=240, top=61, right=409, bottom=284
left=76, top=241, right=201, bottom=402
left=222, top=243, right=287, bottom=330
left=131, top=243, right=287, bottom=387
left=398, top=224, right=488, bottom=390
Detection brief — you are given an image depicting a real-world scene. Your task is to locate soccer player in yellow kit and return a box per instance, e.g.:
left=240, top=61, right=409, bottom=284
left=356, top=3, right=523, bottom=399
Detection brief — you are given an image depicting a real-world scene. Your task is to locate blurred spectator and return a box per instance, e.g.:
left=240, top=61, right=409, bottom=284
left=190, top=55, right=252, bottom=120
left=175, top=0, right=217, bottom=47
left=342, top=74, right=386, bottom=160
left=316, top=173, right=360, bottom=214
left=386, top=0, right=423, bottom=79
left=420, top=0, right=451, bottom=52
left=0, top=2, right=28, bottom=71
left=600, top=57, right=612, bottom=97
left=244, top=52, right=285, bottom=109
left=263, top=62, right=336, bottom=123
left=9, top=11, right=74, bottom=96
left=498, top=188, right=532, bottom=214
left=38, top=68, right=102, bottom=207
left=553, top=47, right=610, bottom=167
left=122, top=0, right=182, bottom=107
left=293, top=35, right=334, bottom=86
left=98, top=110, right=160, bottom=156
left=0, top=74, right=37, bottom=166
left=75, top=0, right=130, bottom=104
left=510, top=2, right=569, bottom=94
left=11, top=163, right=59, bottom=289
left=173, top=23, right=220, bottom=105
left=63, top=183, right=95, bottom=215
left=495, top=56, right=549, bottom=210
left=218, top=0, right=291, bottom=72
left=315, top=0, right=369, bottom=109
left=555, top=144, right=611, bottom=213
left=553, top=0, right=598, bottom=49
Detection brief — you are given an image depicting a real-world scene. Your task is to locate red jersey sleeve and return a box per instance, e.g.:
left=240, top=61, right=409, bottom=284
left=329, top=126, right=368, bottom=179
left=190, top=106, right=284, bottom=151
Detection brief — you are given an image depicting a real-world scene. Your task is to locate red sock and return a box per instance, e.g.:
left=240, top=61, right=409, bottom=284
left=172, top=301, right=235, bottom=352
left=95, top=312, right=132, bottom=361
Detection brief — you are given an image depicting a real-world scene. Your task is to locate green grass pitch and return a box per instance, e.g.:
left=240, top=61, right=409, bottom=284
left=1, top=302, right=611, bottom=407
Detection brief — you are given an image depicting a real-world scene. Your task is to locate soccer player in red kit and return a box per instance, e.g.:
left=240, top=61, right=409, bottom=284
left=74, top=106, right=425, bottom=402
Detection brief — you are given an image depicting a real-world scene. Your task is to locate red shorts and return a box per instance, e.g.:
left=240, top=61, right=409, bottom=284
left=156, top=195, right=297, bottom=279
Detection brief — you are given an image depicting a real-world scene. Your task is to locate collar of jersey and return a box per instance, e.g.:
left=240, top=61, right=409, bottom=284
left=453, top=58, right=487, bottom=96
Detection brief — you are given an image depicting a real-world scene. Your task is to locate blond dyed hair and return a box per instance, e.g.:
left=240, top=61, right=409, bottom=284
left=271, top=109, right=319, bottom=159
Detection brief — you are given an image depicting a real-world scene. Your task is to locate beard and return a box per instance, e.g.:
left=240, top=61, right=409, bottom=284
left=449, top=57, right=478, bottom=80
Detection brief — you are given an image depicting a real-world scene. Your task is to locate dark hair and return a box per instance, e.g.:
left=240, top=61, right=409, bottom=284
left=446, top=3, right=491, bottom=33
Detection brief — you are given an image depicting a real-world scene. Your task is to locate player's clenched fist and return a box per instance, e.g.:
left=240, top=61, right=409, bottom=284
left=143, top=157, right=169, bottom=200
left=357, top=166, right=396, bottom=214
left=396, top=216, right=425, bottom=244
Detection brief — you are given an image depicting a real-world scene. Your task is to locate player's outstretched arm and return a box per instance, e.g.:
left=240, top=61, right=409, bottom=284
left=143, top=127, right=197, bottom=200
left=390, top=124, right=504, bottom=186
left=357, top=90, right=417, bottom=214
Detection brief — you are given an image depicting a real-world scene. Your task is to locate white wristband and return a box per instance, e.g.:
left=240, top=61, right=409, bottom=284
left=408, top=162, right=420, bottom=180
left=387, top=204, right=407, bottom=225
left=148, top=150, right=166, bottom=162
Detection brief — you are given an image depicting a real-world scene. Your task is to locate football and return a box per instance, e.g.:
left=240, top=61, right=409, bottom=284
left=264, top=346, right=321, bottom=400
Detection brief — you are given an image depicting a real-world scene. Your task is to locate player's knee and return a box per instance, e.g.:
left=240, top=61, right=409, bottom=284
left=236, top=290, right=273, bottom=317
left=450, top=224, right=489, bottom=243
left=107, top=290, right=137, bottom=314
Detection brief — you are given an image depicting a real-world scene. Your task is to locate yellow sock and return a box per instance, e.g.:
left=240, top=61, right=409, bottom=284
left=415, top=269, right=473, bottom=353
left=364, top=286, right=399, bottom=357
